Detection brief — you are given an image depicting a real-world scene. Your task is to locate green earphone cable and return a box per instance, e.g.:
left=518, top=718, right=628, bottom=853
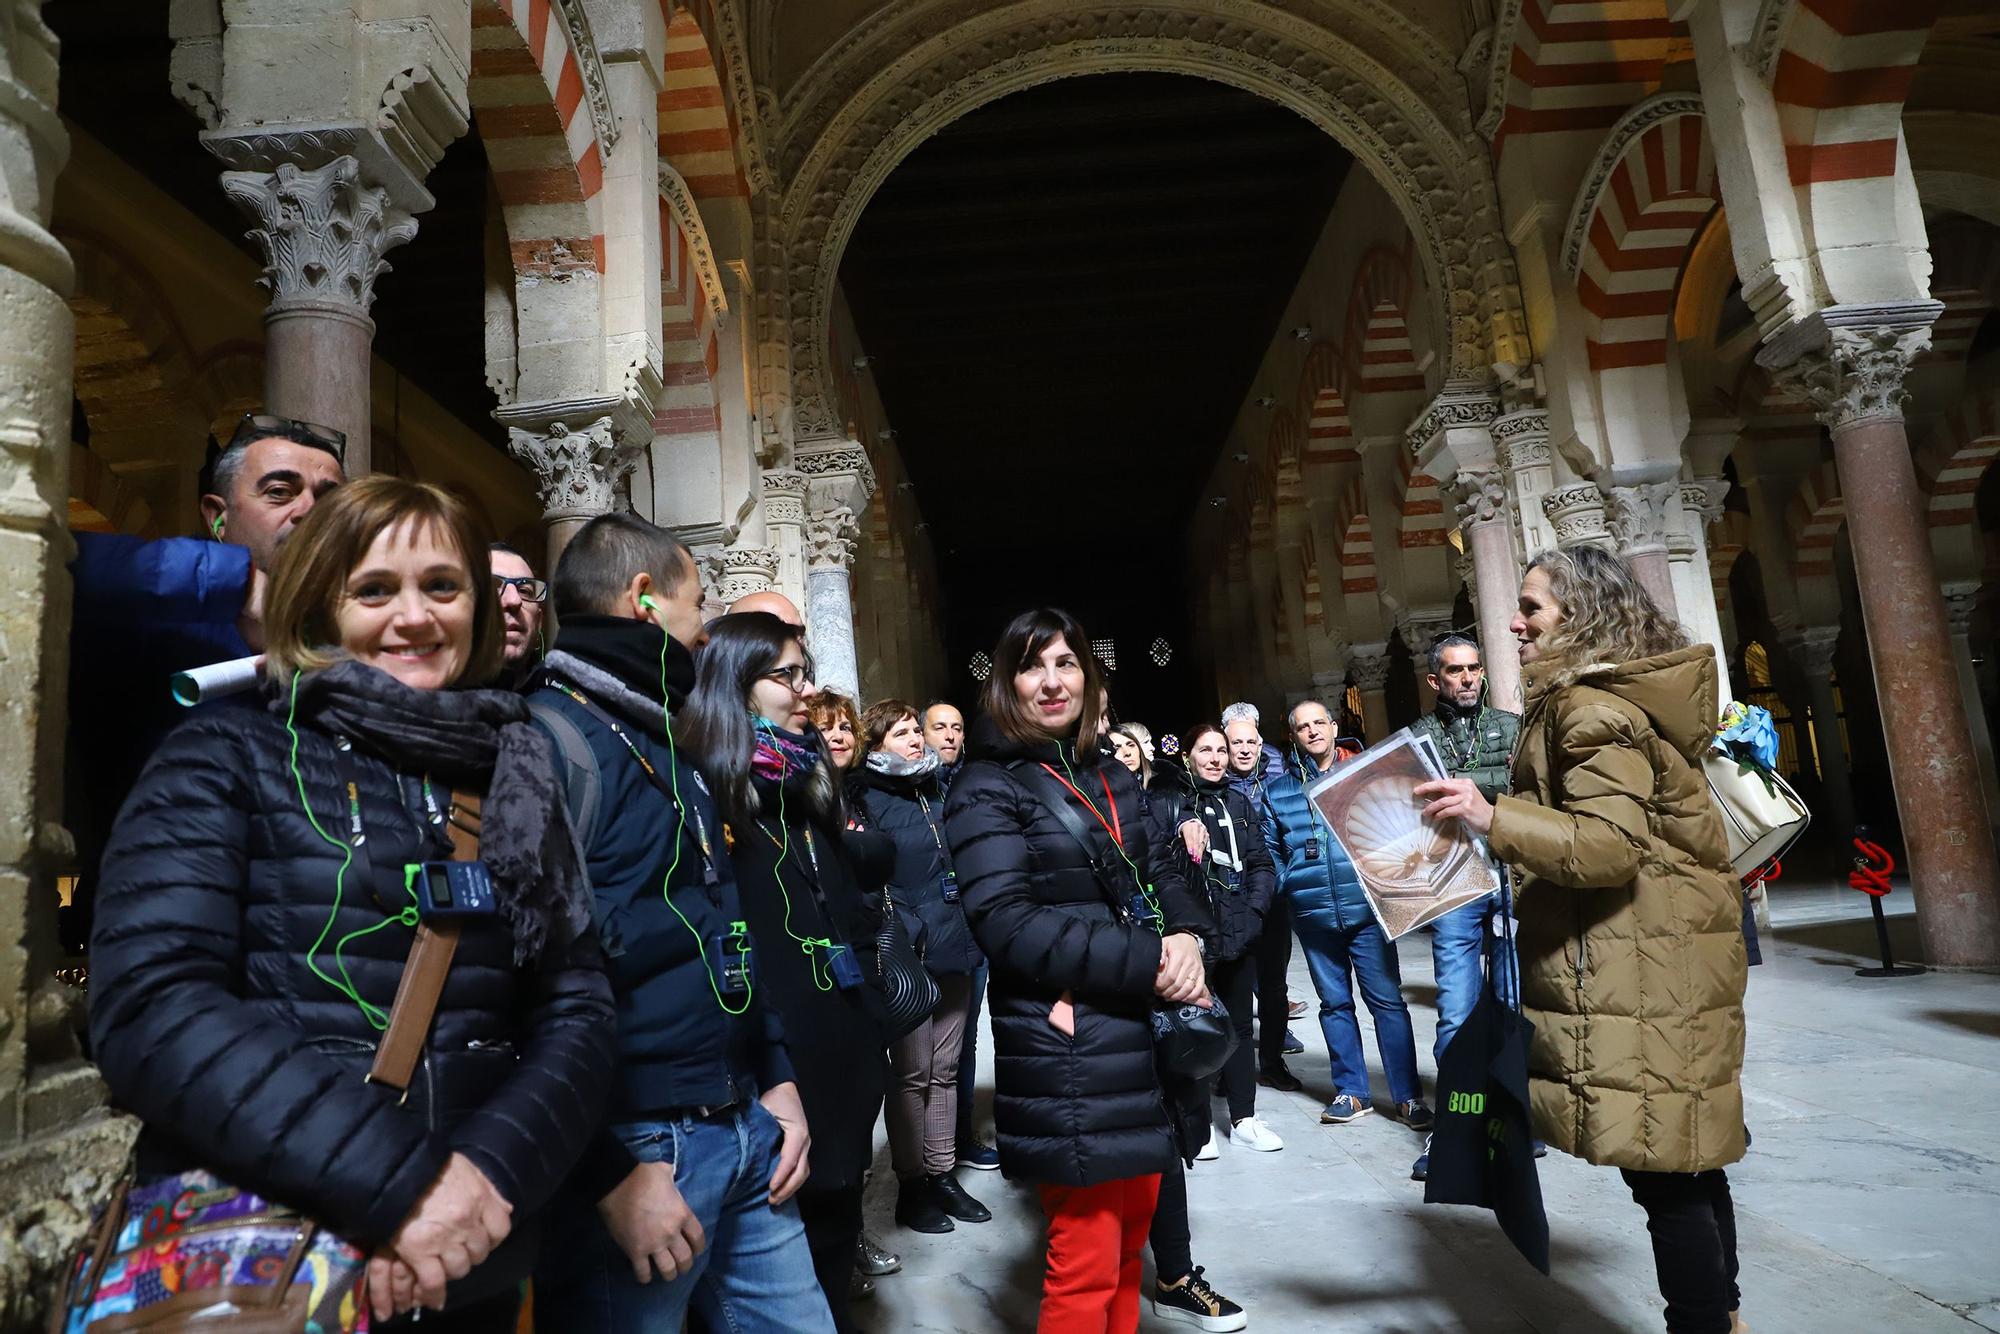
left=288, top=671, right=417, bottom=1029
left=755, top=715, right=836, bottom=991
left=1057, top=740, right=1163, bottom=934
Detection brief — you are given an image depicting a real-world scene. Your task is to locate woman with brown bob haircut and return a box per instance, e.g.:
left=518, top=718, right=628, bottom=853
left=942, top=607, right=1209, bottom=1332
left=90, top=475, right=615, bottom=1331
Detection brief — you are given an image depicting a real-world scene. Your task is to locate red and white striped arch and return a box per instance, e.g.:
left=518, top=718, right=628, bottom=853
left=1735, top=366, right=1821, bottom=451
left=1576, top=109, right=1718, bottom=370
left=1786, top=461, right=1844, bottom=579
left=1493, top=0, right=1676, bottom=159
left=1918, top=388, right=2000, bottom=532
left=1296, top=341, right=1358, bottom=465
left=1299, top=528, right=1326, bottom=628
left=1396, top=450, right=1449, bottom=550
left=1920, top=218, right=1999, bottom=368
left=470, top=0, right=604, bottom=273
left=1334, top=477, right=1376, bottom=596
left=656, top=196, right=722, bottom=439
left=661, top=6, right=747, bottom=204
left=1769, top=0, right=1935, bottom=191
left=1268, top=410, right=1304, bottom=494
left=1345, top=247, right=1425, bottom=396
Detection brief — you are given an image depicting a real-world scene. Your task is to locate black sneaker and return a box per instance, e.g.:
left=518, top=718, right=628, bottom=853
left=1257, top=1060, right=1304, bottom=1092
left=956, top=1141, right=1001, bottom=1171
left=856, top=1234, right=901, bottom=1276
left=1281, top=1026, right=1305, bottom=1055
left=895, top=1177, right=954, bottom=1233
left=849, top=1271, right=877, bottom=1302
left=1152, top=1266, right=1248, bottom=1331
left=1411, top=1134, right=1431, bottom=1182
left=1393, top=1099, right=1435, bottom=1132
left=929, top=1171, right=992, bottom=1223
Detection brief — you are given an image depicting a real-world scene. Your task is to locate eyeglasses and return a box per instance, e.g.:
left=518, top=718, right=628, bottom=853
left=495, top=575, right=548, bottom=603
left=760, top=660, right=817, bottom=693
left=228, top=412, right=348, bottom=463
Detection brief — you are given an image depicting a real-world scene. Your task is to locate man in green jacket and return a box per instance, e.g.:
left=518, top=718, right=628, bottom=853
left=1409, top=632, right=1521, bottom=1180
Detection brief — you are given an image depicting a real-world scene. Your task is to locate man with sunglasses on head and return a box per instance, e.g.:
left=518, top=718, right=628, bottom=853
left=491, top=542, right=549, bottom=690
left=65, top=412, right=347, bottom=947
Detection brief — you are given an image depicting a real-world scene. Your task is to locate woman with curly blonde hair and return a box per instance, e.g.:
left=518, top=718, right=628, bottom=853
left=1416, top=544, right=1748, bottom=1334
left=809, top=689, right=863, bottom=771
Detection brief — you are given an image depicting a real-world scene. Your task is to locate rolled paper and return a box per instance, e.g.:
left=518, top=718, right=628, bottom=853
left=170, top=654, right=265, bottom=707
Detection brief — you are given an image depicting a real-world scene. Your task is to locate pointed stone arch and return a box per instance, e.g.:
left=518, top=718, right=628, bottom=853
left=775, top=1, right=1525, bottom=446
left=1295, top=340, right=1359, bottom=465
left=1346, top=244, right=1425, bottom=396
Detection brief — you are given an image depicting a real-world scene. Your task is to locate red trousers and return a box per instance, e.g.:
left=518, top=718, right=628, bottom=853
left=1035, top=1174, right=1162, bottom=1334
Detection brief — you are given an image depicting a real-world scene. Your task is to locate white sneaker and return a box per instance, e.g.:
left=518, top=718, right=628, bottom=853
left=1195, top=1127, right=1219, bottom=1161
left=1229, top=1116, right=1284, bottom=1152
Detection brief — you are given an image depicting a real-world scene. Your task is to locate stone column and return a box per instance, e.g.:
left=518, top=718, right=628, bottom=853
left=1350, top=643, right=1394, bottom=744
left=1782, top=626, right=1855, bottom=841
left=1942, top=583, right=2000, bottom=830
left=210, top=142, right=427, bottom=475
left=800, top=505, right=856, bottom=699
left=1672, top=478, right=1732, bottom=701
left=760, top=468, right=809, bottom=605
left=1495, top=408, right=1557, bottom=557
left=1761, top=303, right=2000, bottom=967
left=1601, top=466, right=1681, bottom=616
left=499, top=396, right=643, bottom=569
left=1449, top=469, right=1525, bottom=712
left=1542, top=482, right=1615, bottom=550
left=1, top=7, right=137, bottom=1323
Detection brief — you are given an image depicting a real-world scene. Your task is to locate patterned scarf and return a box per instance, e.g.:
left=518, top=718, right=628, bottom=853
left=752, top=720, right=823, bottom=781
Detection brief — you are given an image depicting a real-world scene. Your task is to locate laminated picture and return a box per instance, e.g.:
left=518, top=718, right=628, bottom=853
left=1306, top=727, right=1498, bottom=939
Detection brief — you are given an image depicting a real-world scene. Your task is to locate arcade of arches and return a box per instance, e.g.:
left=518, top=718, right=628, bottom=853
left=2, top=0, right=1999, bottom=1319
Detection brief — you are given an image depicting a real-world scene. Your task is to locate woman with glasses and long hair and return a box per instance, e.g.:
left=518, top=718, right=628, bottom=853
left=944, top=607, right=1210, bottom=1334
left=682, top=613, right=890, bottom=1333
left=1416, top=545, right=1749, bottom=1334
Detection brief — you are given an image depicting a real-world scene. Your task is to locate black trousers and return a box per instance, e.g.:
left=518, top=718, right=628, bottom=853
left=1620, top=1168, right=1740, bottom=1334
left=1208, top=954, right=1257, bottom=1122
left=1148, top=1155, right=1193, bottom=1285
left=1253, top=896, right=1294, bottom=1067
left=797, top=1182, right=866, bottom=1334
left=378, top=1291, right=520, bottom=1332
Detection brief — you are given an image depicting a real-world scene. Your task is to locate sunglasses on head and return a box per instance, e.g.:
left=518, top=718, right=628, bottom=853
left=228, top=412, right=347, bottom=463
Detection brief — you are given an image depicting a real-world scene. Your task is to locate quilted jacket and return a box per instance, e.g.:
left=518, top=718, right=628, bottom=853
left=1490, top=645, right=1747, bottom=1174
left=89, top=703, right=617, bottom=1274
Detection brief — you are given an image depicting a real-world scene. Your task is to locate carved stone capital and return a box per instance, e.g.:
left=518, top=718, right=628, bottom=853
left=761, top=468, right=810, bottom=527
left=1943, top=582, right=1981, bottom=639
left=1682, top=477, right=1729, bottom=529
left=806, top=506, right=860, bottom=572
left=1604, top=480, right=1678, bottom=556
left=1494, top=409, right=1552, bottom=472
left=1349, top=643, right=1394, bottom=692
left=719, top=546, right=782, bottom=603
left=217, top=155, right=418, bottom=318
left=1406, top=380, right=1502, bottom=468
left=1543, top=482, right=1614, bottom=550
left=1781, top=625, right=1841, bottom=677
left=1757, top=301, right=1945, bottom=430
left=1448, top=468, right=1509, bottom=529
left=501, top=401, right=641, bottom=522
left=794, top=438, right=877, bottom=512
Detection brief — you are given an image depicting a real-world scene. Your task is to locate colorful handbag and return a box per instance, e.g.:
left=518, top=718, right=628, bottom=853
left=50, top=1173, right=370, bottom=1333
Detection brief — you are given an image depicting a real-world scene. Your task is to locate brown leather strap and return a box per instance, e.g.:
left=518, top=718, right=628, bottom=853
left=368, top=793, right=482, bottom=1096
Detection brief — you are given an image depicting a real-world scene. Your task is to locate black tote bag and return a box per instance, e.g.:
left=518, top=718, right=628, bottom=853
left=1421, top=879, right=1551, bottom=1275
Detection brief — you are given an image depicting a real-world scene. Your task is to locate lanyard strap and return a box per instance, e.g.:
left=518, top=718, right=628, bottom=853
left=1039, top=764, right=1123, bottom=847
left=914, top=791, right=955, bottom=873
left=546, top=677, right=717, bottom=877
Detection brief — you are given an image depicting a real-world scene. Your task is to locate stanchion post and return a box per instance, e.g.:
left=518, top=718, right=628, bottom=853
left=1850, top=827, right=1925, bottom=978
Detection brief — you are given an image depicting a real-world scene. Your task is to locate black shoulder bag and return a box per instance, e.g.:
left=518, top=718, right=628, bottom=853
left=1012, top=762, right=1237, bottom=1082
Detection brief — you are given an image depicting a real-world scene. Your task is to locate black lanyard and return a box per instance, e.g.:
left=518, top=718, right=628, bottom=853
left=914, top=791, right=954, bottom=873
left=545, top=677, right=719, bottom=886
left=329, top=736, right=447, bottom=910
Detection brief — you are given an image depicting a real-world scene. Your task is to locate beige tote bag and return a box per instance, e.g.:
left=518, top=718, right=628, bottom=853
left=1703, top=751, right=1811, bottom=874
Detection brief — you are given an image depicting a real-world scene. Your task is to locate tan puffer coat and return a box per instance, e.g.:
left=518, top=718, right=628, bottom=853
left=1488, top=644, right=1747, bottom=1175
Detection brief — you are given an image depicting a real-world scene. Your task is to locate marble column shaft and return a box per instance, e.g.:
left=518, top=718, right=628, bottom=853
left=1451, top=469, right=1524, bottom=713
left=806, top=507, right=862, bottom=699
left=1763, top=305, right=2000, bottom=967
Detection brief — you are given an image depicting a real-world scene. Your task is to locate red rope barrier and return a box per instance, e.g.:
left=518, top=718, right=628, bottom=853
left=1850, top=838, right=1894, bottom=898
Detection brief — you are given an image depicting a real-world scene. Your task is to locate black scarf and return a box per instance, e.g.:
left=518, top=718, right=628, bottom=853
left=551, top=614, right=695, bottom=709
left=274, top=658, right=590, bottom=965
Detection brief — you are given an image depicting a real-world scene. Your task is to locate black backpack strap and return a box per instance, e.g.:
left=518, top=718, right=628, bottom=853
left=528, top=695, right=604, bottom=851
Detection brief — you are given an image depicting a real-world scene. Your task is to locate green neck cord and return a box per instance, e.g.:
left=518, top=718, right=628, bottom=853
left=757, top=719, right=836, bottom=990
left=1057, top=741, right=1162, bottom=934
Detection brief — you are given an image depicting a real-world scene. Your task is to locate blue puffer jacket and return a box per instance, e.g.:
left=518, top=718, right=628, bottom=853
left=1260, top=750, right=1371, bottom=936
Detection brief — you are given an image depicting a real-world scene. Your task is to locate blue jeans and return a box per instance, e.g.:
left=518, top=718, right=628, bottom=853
left=1431, top=893, right=1521, bottom=1064
left=537, top=1102, right=834, bottom=1333
left=1297, top=921, right=1422, bottom=1105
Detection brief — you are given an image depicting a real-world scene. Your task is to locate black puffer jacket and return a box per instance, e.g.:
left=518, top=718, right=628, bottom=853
left=88, top=704, right=617, bottom=1279
left=1148, top=774, right=1277, bottom=963
left=944, top=717, right=1205, bottom=1187
left=728, top=770, right=891, bottom=1192
left=851, top=757, right=979, bottom=976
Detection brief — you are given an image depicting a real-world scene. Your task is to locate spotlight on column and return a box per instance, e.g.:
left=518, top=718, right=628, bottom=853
left=852, top=355, right=873, bottom=371
left=1255, top=395, right=1277, bottom=409
left=878, top=428, right=896, bottom=442
left=1292, top=325, right=1312, bottom=341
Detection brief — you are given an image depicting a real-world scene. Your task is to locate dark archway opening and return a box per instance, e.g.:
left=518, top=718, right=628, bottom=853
left=839, top=73, right=1352, bottom=725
